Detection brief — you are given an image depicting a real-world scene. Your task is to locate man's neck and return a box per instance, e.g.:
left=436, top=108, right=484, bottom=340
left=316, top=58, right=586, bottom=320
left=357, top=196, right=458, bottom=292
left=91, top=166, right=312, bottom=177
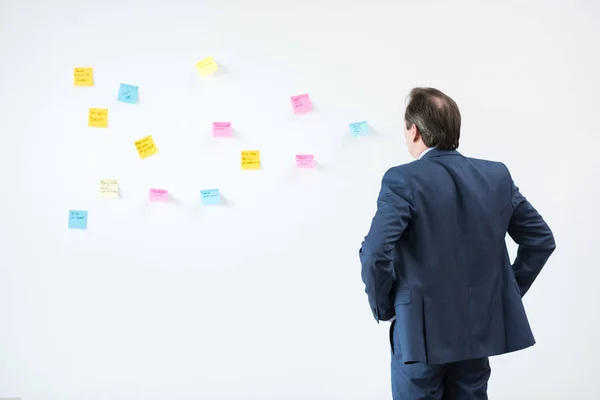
left=417, top=147, right=433, bottom=160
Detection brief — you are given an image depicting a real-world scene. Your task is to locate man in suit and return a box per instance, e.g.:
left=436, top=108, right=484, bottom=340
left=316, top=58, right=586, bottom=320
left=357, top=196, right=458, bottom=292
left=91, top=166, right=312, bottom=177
left=359, top=87, right=555, bottom=399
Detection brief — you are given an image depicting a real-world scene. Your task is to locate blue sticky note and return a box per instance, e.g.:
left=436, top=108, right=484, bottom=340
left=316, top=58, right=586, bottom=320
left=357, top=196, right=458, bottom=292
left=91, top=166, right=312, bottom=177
left=350, top=121, right=369, bottom=137
left=117, top=84, right=139, bottom=104
left=68, top=210, right=88, bottom=229
left=201, top=189, right=221, bottom=205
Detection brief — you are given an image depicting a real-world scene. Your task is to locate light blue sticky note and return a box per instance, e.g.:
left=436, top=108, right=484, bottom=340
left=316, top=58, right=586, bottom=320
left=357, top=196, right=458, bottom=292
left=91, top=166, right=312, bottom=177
left=117, top=84, right=139, bottom=104
left=350, top=121, right=369, bottom=137
left=68, top=210, right=88, bottom=229
left=201, top=189, right=221, bottom=205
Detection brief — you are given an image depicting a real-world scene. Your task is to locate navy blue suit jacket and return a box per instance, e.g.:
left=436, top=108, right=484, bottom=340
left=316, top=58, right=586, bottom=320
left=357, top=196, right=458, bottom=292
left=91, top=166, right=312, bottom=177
left=360, top=149, right=555, bottom=365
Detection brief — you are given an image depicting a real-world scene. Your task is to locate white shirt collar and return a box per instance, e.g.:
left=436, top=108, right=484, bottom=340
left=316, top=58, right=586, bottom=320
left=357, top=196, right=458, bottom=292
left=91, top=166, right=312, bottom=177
left=418, top=147, right=434, bottom=160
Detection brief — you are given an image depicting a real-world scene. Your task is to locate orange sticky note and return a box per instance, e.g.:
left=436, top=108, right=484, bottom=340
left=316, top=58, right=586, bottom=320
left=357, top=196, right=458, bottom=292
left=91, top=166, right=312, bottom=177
left=74, top=67, right=93, bottom=86
left=88, top=108, right=108, bottom=128
left=241, top=150, right=260, bottom=170
left=134, top=135, right=159, bottom=159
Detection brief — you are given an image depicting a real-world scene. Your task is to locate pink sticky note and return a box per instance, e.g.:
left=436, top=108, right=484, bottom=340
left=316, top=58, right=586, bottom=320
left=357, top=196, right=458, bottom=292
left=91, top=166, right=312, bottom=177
left=212, top=122, right=232, bottom=137
left=291, top=94, right=313, bottom=114
left=149, top=188, right=169, bottom=201
left=296, top=154, right=315, bottom=168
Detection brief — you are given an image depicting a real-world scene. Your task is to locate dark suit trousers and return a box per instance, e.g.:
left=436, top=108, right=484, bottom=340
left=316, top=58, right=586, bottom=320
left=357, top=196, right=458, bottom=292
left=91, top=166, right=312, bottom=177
left=390, top=324, right=491, bottom=400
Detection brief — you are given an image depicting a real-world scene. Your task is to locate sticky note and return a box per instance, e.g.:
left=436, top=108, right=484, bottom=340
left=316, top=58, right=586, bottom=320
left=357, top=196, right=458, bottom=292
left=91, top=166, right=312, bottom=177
left=196, top=56, right=219, bottom=77
left=241, top=150, right=260, bottom=170
left=68, top=210, right=88, bottom=229
left=296, top=154, right=315, bottom=168
left=149, top=188, right=169, bottom=201
left=74, top=67, right=93, bottom=86
left=213, top=122, right=232, bottom=137
left=118, top=84, right=139, bottom=104
left=88, top=108, right=108, bottom=128
left=350, top=121, right=369, bottom=136
left=100, top=179, right=119, bottom=198
left=134, top=135, right=158, bottom=159
left=201, top=189, right=221, bottom=205
left=291, top=94, right=313, bottom=114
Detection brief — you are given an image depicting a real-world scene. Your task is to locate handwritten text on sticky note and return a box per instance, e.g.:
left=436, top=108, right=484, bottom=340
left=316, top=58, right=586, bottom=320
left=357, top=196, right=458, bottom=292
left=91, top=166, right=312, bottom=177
left=100, top=179, right=119, bottom=198
left=68, top=210, right=88, bottom=229
left=241, top=150, right=261, bottom=170
left=296, top=154, right=315, bottom=168
left=201, top=189, right=221, bottom=205
left=350, top=121, right=369, bottom=136
left=149, top=189, right=169, bottom=201
left=291, top=94, right=313, bottom=114
left=213, top=122, right=232, bottom=137
left=196, top=56, right=219, bottom=77
left=89, top=108, right=108, bottom=128
left=118, top=84, right=139, bottom=104
left=134, top=136, right=158, bottom=159
left=74, top=67, right=93, bottom=86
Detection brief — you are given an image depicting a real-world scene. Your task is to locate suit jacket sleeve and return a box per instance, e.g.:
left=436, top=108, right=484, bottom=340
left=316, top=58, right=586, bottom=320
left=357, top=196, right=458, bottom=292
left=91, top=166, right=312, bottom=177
left=504, top=165, right=556, bottom=297
left=360, top=168, right=415, bottom=322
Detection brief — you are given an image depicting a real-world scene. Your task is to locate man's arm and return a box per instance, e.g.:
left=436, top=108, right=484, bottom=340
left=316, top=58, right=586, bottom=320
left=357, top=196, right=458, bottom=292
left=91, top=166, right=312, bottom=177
left=360, top=168, right=414, bottom=323
left=505, top=167, right=556, bottom=297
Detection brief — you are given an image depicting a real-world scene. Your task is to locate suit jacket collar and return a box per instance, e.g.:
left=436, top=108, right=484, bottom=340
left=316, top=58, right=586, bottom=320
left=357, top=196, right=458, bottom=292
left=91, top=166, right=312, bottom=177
left=421, top=148, right=461, bottom=159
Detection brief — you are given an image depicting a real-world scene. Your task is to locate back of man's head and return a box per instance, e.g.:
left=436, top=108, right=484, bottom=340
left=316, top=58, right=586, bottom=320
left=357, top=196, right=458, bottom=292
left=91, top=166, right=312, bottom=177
left=404, top=87, right=461, bottom=150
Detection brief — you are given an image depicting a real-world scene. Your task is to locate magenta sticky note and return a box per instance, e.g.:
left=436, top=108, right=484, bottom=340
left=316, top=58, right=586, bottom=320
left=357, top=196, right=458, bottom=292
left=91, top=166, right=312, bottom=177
left=296, top=154, right=315, bottom=168
left=213, top=122, right=232, bottom=137
left=291, top=94, right=313, bottom=114
left=149, top=188, right=169, bottom=201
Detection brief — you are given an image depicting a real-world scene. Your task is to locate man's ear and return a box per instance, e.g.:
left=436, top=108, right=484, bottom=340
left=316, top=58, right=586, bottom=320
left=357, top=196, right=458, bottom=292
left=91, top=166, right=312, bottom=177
left=412, top=125, right=421, bottom=143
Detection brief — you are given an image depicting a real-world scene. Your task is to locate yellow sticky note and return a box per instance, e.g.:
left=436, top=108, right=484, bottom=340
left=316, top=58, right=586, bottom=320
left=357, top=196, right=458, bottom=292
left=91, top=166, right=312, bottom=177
left=100, top=179, right=119, bottom=198
left=134, top=135, right=159, bottom=159
left=196, top=56, right=219, bottom=77
left=74, top=67, right=93, bottom=86
left=241, top=150, right=261, bottom=170
left=88, top=108, right=108, bottom=128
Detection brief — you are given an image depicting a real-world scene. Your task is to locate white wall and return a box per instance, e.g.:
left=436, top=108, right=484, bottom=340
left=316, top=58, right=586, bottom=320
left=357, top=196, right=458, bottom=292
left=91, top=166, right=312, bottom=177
left=0, top=0, right=598, bottom=398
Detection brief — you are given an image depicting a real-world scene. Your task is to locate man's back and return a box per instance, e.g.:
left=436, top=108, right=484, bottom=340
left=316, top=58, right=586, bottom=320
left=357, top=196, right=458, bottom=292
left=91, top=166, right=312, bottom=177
left=360, top=148, right=556, bottom=365
left=359, top=87, right=555, bottom=398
